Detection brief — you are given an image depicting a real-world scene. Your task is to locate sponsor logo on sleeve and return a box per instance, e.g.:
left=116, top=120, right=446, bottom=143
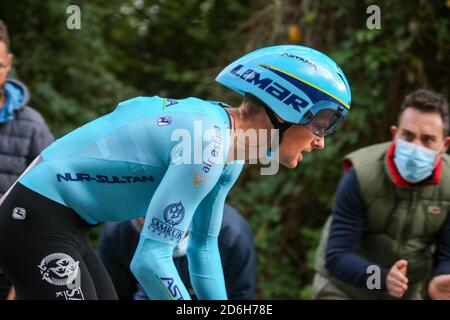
left=158, top=276, right=184, bottom=300
left=148, top=202, right=186, bottom=242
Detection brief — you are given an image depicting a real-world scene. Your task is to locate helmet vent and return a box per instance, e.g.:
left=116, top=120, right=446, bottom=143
left=337, top=72, right=351, bottom=99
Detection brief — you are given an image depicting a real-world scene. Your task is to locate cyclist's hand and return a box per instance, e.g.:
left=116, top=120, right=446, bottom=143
left=386, top=259, right=408, bottom=298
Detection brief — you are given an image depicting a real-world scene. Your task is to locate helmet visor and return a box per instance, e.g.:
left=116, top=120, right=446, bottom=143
left=299, top=101, right=349, bottom=137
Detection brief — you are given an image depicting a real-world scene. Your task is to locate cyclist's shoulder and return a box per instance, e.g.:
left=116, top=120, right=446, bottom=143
left=163, top=97, right=230, bottom=127
left=168, top=96, right=227, bottom=113
left=116, top=95, right=223, bottom=116
left=116, top=95, right=219, bottom=109
left=115, top=95, right=164, bottom=110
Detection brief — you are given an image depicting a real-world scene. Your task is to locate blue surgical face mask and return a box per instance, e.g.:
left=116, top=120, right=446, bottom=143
left=393, top=138, right=438, bottom=183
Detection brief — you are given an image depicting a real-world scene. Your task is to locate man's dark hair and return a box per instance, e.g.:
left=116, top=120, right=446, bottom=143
left=398, top=89, right=449, bottom=136
left=0, top=20, right=9, bottom=50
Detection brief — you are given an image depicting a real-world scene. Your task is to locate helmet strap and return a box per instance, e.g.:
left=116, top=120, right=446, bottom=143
left=260, top=102, right=292, bottom=144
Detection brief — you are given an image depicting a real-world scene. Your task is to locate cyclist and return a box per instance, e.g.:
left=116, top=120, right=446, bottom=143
left=0, top=45, right=351, bottom=300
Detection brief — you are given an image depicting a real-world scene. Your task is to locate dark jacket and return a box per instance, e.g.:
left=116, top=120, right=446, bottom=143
left=98, top=204, right=257, bottom=300
left=0, top=78, right=54, bottom=197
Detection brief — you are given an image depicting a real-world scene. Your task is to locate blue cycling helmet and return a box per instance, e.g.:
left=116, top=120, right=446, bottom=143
left=215, top=45, right=351, bottom=137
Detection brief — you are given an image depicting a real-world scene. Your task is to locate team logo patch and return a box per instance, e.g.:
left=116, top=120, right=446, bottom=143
left=12, top=207, right=26, bottom=220
left=157, top=116, right=172, bottom=127
left=37, top=253, right=80, bottom=286
left=55, top=288, right=84, bottom=300
left=164, top=202, right=185, bottom=226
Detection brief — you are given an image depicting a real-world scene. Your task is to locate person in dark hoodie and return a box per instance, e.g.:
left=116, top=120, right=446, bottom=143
left=0, top=19, right=54, bottom=300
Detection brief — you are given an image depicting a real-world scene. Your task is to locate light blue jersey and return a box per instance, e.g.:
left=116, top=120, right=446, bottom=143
left=19, top=96, right=244, bottom=300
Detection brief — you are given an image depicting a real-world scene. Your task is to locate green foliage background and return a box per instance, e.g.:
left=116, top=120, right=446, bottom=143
left=1, top=0, right=448, bottom=299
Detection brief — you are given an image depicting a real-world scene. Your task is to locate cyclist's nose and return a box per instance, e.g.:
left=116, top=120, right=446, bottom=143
left=312, top=136, right=325, bottom=150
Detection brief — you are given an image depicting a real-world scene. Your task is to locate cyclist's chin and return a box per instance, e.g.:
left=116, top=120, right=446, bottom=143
left=280, top=155, right=300, bottom=169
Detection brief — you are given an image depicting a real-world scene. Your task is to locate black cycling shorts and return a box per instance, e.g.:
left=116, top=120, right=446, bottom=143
left=0, top=182, right=118, bottom=300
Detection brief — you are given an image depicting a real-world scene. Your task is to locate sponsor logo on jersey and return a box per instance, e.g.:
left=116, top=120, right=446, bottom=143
left=202, top=125, right=223, bottom=174
left=281, top=53, right=317, bottom=71
left=158, top=276, right=184, bottom=300
left=12, top=207, right=26, bottom=220
left=56, top=173, right=154, bottom=184
left=163, top=98, right=179, bottom=109
left=148, top=202, right=186, bottom=242
left=37, top=253, right=80, bottom=287
left=55, top=288, right=84, bottom=300
left=164, top=202, right=185, bottom=226
left=193, top=172, right=207, bottom=186
left=157, top=116, right=172, bottom=127
left=149, top=218, right=185, bottom=242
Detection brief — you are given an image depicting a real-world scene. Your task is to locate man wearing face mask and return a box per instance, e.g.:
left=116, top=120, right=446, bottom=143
left=98, top=204, right=257, bottom=300
left=313, top=89, right=450, bottom=299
